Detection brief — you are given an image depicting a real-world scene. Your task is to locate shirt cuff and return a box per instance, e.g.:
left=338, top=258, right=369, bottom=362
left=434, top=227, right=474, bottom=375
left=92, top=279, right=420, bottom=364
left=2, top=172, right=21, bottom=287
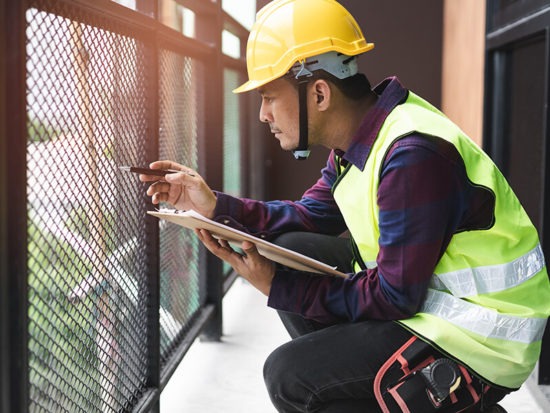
left=267, top=269, right=302, bottom=313
left=213, top=191, right=240, bottom=217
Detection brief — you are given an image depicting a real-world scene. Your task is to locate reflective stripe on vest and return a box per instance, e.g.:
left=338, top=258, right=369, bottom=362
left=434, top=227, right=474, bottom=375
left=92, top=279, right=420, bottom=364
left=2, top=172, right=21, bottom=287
left=421, top=289, right=547, bottom=344
left=430, top=243, right=545, bottom=297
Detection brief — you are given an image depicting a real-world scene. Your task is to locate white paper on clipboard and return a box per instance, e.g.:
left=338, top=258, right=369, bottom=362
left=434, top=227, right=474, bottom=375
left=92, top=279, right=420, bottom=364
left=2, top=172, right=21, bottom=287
left=147, top=209, right=346, bottom=277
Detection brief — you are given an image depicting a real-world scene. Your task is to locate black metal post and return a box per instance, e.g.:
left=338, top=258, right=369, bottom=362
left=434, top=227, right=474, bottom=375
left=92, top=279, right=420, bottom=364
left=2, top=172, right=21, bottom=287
left=143, top=44, right=162, bottom=413
left=137, top=2, right=161, bottom=411
left=486, top=50, right=509, bottom=173
left=539, top=26, right=550, bottom=386
left=1, top=0, right=29, bottom=412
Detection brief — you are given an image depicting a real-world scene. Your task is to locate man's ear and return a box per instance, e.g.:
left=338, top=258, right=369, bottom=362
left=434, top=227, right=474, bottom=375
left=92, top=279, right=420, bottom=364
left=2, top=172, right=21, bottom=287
left=312, top=79, right=331, bottom=111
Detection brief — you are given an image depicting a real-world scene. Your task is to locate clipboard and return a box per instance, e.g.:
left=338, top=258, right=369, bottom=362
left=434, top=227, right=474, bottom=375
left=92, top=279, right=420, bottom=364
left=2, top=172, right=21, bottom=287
left=147, top=209, right=346, bottom=278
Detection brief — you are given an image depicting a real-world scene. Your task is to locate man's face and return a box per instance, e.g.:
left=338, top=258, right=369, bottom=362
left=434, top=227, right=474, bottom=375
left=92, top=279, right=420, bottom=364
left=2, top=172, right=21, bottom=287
left=258, top=78, right=300, bottom=151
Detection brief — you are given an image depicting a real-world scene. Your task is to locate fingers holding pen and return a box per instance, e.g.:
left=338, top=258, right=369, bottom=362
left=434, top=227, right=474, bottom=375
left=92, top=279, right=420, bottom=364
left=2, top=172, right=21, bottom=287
left=146, top=181, right=178, bottom=205
left=139, top=160, right=217, bottom=214
left=144, top=161, right=201, bottom=186
left=151, top=160, right=198, bottom=179
left=150, top=160, right=191, bottom=174
left=138, top=160, right=198, bottom=183
left=144, top=173, right=195, bottom=196
left=148, top=176, right=196, bottom=207
left=142, top=172, right=195, bottom=207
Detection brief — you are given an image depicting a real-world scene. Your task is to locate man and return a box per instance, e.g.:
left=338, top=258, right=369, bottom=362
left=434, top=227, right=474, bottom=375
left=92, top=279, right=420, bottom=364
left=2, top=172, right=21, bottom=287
left=142, top=0, right=550, bottom=412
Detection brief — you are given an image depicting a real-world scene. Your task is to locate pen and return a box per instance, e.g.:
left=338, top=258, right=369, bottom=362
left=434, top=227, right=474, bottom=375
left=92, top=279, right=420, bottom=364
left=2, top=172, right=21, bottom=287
left=119, top=166, right=196, bottom=177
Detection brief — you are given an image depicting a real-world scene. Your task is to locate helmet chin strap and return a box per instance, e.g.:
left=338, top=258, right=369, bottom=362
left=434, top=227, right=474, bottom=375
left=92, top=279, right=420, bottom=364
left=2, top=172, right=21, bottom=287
left=289, top=52, right=360, bottom=160
left=293, top=63, right=312, bottom=160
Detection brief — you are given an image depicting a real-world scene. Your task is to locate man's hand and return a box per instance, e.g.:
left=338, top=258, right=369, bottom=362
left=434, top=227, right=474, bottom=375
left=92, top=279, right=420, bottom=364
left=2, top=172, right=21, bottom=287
left=195, top=229, right=275, bottom=296
left=141, top=160, right=217, bottom=219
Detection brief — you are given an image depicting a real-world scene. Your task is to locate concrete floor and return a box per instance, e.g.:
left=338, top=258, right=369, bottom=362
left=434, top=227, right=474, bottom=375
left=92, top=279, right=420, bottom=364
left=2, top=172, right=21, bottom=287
left=161, top=280, right=548, bottom=413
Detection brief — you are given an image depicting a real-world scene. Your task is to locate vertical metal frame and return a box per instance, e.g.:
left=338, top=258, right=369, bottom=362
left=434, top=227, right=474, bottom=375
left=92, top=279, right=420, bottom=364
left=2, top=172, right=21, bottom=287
left=140, top=2, right=161, bottom=409
left=483, top=49, right=510, bottom=172
left=195, top=1, right=226, bottom=342
left=1, top=0, right=29, bottom=412
left=0, top=3, right=5, bottom=409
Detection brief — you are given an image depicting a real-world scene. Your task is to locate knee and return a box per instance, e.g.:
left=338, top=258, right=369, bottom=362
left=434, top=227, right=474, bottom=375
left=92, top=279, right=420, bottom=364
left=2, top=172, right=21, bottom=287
left=272, top=232, right=318, bottom=257
left=264, top=343, right=307, bottom=412
left=263, top=344, right=288, bottom=402
left=272, top=232, right=303, bottom=250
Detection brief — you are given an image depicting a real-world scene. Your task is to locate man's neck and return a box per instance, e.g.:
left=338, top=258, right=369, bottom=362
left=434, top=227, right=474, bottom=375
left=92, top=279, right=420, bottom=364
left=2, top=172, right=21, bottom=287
left=323, top=92, right=378, bottom=152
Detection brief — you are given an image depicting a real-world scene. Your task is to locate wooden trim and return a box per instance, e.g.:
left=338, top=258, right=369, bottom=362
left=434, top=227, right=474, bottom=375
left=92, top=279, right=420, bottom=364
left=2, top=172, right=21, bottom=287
left=442, top=0, right=486, bottom=146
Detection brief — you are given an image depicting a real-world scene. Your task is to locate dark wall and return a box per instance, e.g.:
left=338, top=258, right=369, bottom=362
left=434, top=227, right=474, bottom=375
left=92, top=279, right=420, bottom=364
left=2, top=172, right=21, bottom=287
left=254, top=0, right=443, bottom=201
left=484, top=0, right=550, bottom=387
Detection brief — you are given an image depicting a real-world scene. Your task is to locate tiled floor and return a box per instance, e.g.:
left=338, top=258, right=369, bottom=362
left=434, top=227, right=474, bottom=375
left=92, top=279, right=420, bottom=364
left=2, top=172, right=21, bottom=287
left=161, top=280, right=549, bottom=413
left=161, top=279, right=285, bottom=412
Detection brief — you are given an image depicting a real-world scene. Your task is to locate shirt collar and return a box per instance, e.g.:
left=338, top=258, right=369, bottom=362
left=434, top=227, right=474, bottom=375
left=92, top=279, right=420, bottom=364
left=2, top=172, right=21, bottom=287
left=337, top=76, right=409, bottom=170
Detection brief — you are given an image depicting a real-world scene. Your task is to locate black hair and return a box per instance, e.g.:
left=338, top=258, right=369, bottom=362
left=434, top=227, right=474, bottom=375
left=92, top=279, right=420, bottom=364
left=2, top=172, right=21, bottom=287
left=312, top=71, right=373, bottom=101
left=286, top=70, right=373, bottom=101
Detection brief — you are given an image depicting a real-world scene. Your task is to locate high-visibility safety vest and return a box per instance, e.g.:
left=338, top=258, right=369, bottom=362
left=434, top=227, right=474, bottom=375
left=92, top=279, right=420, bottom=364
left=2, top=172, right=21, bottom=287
left=332, top=91, right=550, bottom=389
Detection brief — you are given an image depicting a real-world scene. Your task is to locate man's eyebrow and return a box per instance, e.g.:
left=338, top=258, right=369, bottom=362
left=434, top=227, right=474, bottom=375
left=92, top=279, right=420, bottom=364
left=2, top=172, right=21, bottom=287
left=258, top=86, right=275, bottom=96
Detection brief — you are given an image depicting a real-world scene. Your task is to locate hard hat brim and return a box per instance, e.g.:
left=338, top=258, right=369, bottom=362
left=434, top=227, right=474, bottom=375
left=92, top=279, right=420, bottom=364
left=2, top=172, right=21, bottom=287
left=233, top=79, right=266, bottom=94
left=233, top=43, right=375, bottom=94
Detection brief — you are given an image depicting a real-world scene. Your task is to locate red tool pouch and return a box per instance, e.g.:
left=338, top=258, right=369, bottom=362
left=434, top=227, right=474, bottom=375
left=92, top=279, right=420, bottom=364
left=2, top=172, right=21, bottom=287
left=374, top=336, right=484, bottom=413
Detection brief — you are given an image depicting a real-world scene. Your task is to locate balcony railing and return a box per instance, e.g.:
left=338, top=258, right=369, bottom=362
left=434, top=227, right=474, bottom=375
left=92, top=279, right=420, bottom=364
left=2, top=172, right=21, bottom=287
left=1, top=0, right=249, bottom=411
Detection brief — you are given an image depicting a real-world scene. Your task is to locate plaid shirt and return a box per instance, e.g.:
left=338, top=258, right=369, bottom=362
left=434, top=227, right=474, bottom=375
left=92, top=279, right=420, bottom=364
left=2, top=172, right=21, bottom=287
left=213, top=77, right=490, bottom=324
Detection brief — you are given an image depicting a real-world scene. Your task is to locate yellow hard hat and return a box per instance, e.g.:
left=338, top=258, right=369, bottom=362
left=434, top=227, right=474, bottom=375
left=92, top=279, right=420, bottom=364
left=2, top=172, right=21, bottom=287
left=233, top=0, right=374, bottom=93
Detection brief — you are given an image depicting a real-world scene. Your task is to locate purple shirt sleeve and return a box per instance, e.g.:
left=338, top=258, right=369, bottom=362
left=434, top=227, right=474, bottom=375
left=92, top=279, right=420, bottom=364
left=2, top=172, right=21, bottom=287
left=213, top=153, right=348, bottom=240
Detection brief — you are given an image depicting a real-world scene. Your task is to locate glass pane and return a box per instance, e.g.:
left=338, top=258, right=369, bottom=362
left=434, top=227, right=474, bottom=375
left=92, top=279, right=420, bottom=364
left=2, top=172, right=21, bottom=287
left=222, top=30, right=240, bottom=58
left=111, top=0, right=136, bottom=11
left=159, top=0, right=196, bottom=38
left=223, top=69, right=242, bottom=196
left=222, top=0, right=256, bottom=30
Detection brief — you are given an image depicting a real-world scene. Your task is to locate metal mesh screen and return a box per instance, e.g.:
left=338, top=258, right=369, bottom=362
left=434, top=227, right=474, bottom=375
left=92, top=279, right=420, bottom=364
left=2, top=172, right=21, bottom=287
left=158, top=49, right=202, bottom=362
left=26, top=3, right=153, bottom=412
left=19, top=0, right=240, bottom=410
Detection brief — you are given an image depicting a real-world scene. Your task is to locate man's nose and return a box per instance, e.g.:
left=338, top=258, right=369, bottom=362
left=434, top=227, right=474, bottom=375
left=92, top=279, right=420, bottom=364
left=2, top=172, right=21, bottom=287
left=259, top=102, right=271, bottom=123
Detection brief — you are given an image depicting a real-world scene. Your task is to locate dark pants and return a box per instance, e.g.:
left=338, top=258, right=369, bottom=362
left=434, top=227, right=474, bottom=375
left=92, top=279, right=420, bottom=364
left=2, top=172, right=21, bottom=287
left=264, top=232, right=509, bottom=413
